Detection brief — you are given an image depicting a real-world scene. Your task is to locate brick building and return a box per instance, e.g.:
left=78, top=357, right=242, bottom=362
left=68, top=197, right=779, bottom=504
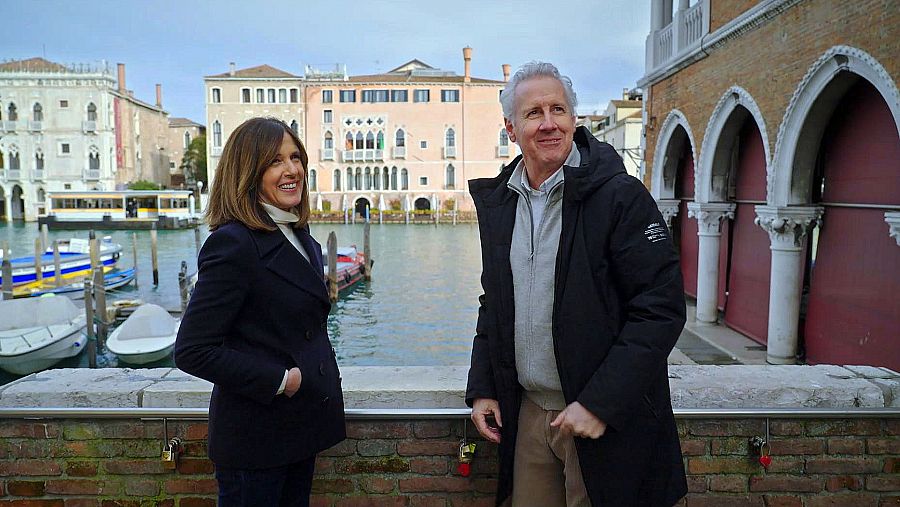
left=639, top=1, right=899, bottom=367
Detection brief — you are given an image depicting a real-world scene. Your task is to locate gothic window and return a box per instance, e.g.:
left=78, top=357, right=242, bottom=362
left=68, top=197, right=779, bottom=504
left=445, top=128, right=456, bottom=147
left=290, top=120, right=299, bottom=136
left=500, top=128, right=509, bottom=146
left=183, top=131, right=191, bottom=149
left=346, top=167, right=353, bottom=191
left=309, top=169, right=317, bottom=191
left=8, top=103, right=17, bottom=121
left=391, top=167, right=398, bottom=190
left=373, top=167, right=381, bottom=190
left=365, top=167, right=372, bottom=190
left=355, top=167, right=362, bottom=190
left=324, top=131, right=334, bottom=150
left=365, top=131, right=375, bottom=150
left=33, top=103, right=43, bottom=122
left=333, top=169, right=341, bottom=191
left=382, top=166, right=389, bottom=190
left=35, top=149, right=44, bottom=170
left=445, top=164, right=455, bottom=188
left=9, top=146, right=20, bottom=170
left=355, top=132, right=364, bottom=150
left=345, top=132, right=353, bottom=150
left=87, top=103, right=97, bottom=121
left=89, top=146, right=100, bottom=170
left=212, top=121, right=222, bottom=147
left=401, top=168, right=408, bottom=190
left=376, top=131, right=384, bottom=150
left=395, top=129, right=405, bottom=148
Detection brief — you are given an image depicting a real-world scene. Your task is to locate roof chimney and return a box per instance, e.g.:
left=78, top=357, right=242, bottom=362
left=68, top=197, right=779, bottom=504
left=117, top=63, right=125, bottom=93
left=623, top=87, right=629, bottom=100
left=463, top=47, right=472, bottom=83
left=229, top=62, right=236, bottom=77
left=156, top=84, right=162, bottom=108
left=502, top=64, right=511, bottom=82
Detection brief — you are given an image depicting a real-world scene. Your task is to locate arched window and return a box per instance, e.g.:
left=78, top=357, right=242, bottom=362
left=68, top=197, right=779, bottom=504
left=395, top=129, right=405, bottom=147
left=324, top=131, right=334, bottom=149
left=87, top=103, right=97, bottom=121
left=376, top=131, right=384, bottom=150
left=309, top=169, right=317, bottom=191
left=89, top=146, right=100, bottom=170
left=9, top=146, right=20, bottom=170
left=355, top=132, right=364, bottom=150
left=34, top=149, right=44, bottom=170
left=212, top=121, right=222, bottom=147
left=346, top=167, right=354, bottom=190
left=365, top=167, right=372, bottom=190
left=8, top=103, right=18, bottom=121
left=382, top=166, right=389, bottom=190
left=32, top=103, right=43, bottom=122
left=445, top=128, right=456, bottom=147
left=401, top=168, right=408, bottom=190
left=333, top=169, right=342, bottom=191
left=36, top=188, right=45, bottom=203
left=345, top=132, right=353, bottom=150
left=445, top=164, right=455, bottom=189
left=355, top=167, right=362, bottom=190
left=290, top=120, right=299, bottom=136
left=365, top=131, right=375, bottom=150
left=499, top=128, right=509, bottom=146
left=373, top=167, right=381, bottom=190
left=183, top=131, right=191, bottom=150
left=391, top=167, right=398, bottom=190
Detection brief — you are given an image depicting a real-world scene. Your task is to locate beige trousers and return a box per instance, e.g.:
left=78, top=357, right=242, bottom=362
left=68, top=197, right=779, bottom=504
left=511, top=395, right=590, bottom=507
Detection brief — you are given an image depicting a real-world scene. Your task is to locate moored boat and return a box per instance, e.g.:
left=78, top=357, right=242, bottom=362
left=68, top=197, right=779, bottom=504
left=0, top=237, right=121, bottom=288
left=0, top=296, right=88, bottom=375
left=105, top=303, right=179, bottom=365
left=323, top=246, right=367, bottom=292
left=17, top=268, right=136, bottom=299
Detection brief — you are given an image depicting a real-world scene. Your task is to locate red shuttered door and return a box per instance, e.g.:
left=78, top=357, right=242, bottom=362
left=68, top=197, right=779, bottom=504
left=723, top=120, right=771, bottom=344
left=675, top=146, right=698, bottom=297
left=804, top=81, right=900, bottom=368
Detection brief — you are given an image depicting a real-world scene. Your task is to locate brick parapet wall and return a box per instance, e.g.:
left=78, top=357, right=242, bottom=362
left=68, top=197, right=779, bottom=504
left=643, top=0, right=900, bottom=188
left=0, top=417, right=898, bottom=506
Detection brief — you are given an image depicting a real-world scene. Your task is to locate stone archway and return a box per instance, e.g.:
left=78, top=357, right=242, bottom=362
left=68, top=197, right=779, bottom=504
left=414, top=197, right=431, bottom=211
left=354, top=197, right=371, bottom=217
left=650, top=109, right=698, bottom=200
left=10, top=185, right=24, bottom=221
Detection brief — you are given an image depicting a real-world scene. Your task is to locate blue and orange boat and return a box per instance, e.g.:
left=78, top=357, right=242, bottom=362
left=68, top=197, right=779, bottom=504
left=0, top=237, right=122, bottom=291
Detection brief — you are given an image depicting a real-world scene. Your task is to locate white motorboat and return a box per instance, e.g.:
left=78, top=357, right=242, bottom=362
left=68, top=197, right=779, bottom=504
left=106, top=304, right=179, bottom=365
left=0, top=296, right=87, bottom=375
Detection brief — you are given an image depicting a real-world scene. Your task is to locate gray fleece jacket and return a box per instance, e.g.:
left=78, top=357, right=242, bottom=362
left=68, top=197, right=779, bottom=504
left=507, top=143, right=580, bottom=410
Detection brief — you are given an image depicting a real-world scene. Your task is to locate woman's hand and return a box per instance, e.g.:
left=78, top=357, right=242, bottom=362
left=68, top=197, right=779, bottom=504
left=284, top=367, right=302, bottom=397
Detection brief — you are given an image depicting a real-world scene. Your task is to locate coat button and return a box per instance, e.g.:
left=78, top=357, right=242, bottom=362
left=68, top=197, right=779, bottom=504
left=319, top=362, right=326, bottom=375
left=305, top=330, right=312, bottom=341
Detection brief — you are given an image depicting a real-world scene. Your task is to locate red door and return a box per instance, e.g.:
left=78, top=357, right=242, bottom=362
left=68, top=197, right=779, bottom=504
left=674, top=141, right=698, bottom=297
left=804, top=81, right=900, bottom=368
left=723, top=120, right=771, bottom=343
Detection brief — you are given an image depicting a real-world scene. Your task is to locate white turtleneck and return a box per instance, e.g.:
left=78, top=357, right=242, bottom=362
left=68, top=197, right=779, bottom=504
left=261, top=201, right=310, bottom=395
left=261, top=202, right=310, bottom=263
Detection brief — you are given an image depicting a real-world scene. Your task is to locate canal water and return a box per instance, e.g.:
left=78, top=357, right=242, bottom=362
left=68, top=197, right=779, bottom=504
left=0, top=221, right=484, bottom=382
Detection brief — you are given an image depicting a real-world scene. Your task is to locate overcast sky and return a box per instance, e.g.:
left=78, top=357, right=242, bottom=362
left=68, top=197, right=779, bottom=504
left=2, top=0, right=650, bottom=123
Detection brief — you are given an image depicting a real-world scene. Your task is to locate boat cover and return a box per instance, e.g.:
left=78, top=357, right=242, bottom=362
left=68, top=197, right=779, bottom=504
left=115, top=304, right=176, bottom=340
left=0, top=297, right=80, bottom=331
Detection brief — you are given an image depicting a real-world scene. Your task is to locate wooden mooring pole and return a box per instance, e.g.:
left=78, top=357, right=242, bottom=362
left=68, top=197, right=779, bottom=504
left=131, top=233, right=139, bottom=289
left=1, top=242, right=12, bottom=301
left=178, top=261, right=189, bottom=314
left=363, top=222, right=373, bottom=281
left=194, top=227, right=202, bottom=259
left=150, top=223, right=159, bottom=286
left=326, top=232, right=338, bottom=302
left=33, top=238, right=43, bottom=287
left=84, top=279, right=96, bottom=368
left=93, top=267, right=108, bottom=351
left=40, top=224, right=50, bottom=252
left=52, top=240, right=62, bottom=288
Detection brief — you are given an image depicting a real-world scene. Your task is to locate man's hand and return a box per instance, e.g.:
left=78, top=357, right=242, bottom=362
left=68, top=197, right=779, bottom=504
left=471, top=398, right=503, bottom=443
left=284, top=367, right=302, bottom=398
left=550, top=401, right=606, bottom=439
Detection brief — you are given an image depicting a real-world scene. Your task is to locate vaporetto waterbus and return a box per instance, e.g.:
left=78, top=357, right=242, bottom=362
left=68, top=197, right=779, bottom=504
left=38, top=190, right=199, bottom=230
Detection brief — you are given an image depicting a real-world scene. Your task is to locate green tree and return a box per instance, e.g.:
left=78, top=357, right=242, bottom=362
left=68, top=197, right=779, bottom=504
left=128, top=179, right=160, bottom=190
left=181, top=135, right=208, bottom=188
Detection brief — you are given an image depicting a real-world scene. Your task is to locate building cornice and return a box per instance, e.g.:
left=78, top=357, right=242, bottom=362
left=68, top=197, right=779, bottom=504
left=638, top=0, right=804, bottom=88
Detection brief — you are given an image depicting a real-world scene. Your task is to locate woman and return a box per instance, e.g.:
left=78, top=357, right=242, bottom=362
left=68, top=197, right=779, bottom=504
left=174, top=117, right=345, bottom=506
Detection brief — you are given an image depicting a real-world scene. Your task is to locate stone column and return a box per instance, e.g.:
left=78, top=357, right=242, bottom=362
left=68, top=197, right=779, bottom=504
left=885, top=212, right=900, bottom=247
left=656, top=199, right=680, bottom=233
left=2, top=194, right=11, bottom=223
left=755, top=205, right=824, bottom=365
left=651, top=0, right=665, bottom=30
left=687, top=202, right=735, bottom=323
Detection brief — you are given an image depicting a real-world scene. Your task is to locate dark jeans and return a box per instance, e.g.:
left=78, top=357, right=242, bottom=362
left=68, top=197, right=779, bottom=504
left=215, top=455, right=316, bottom=507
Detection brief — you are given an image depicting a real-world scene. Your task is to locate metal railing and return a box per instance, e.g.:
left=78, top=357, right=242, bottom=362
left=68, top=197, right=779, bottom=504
left=32, top=169, right=45, bottom=181
left=392, top=146, right=406, bottom=159
left=4, top=169, right=21, bottom=181
left=83, top=169, right=100, bottom=180
left=82, top=120, right=97, bottom=133
left=0, top=407, right=898, bottom=420
left=497, top=145, right=509, bottom=157
left=444, top=146, right=457, bottom=158
left=29, top=121, right=42, bottom=131
left=320, top=148, right=335, bottom=160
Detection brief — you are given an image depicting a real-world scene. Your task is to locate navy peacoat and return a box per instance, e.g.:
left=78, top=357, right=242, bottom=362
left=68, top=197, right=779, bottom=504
left=174, top=221, right=345, bottom=469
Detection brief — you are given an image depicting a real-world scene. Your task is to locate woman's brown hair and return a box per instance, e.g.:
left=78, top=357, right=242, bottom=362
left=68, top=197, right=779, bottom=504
left=206, top=117, right=310, bottom=231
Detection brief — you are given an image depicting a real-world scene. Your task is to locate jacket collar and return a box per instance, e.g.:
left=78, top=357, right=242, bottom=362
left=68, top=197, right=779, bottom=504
left=248, top=226, right=330, bottom=306
left=469, top=126, right=626, bottom=207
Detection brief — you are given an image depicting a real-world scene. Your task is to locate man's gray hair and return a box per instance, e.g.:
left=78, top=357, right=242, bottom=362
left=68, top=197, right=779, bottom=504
left=500, top=62, right=577, bottom=123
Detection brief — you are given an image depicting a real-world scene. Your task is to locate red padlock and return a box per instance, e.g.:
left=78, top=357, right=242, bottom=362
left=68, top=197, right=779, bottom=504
left=758, top=455, right=772, bottom=469
left=457, top=462, right=471, bottom=477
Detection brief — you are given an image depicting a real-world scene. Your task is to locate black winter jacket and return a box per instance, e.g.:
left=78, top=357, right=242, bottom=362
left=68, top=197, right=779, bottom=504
left=466, top=127, right=688, bottom=506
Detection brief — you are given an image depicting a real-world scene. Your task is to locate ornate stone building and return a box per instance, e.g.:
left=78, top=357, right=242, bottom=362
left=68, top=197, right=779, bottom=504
left=0, top=58, right=171, bottom=221
left=639, top=0, right=899, bottom=368
left=204, top=48, right=515, bottom=213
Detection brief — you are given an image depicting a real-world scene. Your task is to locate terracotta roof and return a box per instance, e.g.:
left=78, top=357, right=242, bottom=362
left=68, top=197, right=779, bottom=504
left=343, top=73, right=503, bottom=84
left=624, top=110, right=642, bottom=120
left=206, top=64, right=298, bottom=79
left=0, top=57, right=70, bottom=73
left=169, top=117, right=203, bottom=127
left=387, top=59, right=435, bottom=73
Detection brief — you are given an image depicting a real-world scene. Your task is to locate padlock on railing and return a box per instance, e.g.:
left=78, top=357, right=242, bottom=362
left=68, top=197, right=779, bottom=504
left=161, top=436, right=183, bottom=470
left=749, top=435, right=771, bottom=469
left=457, top=441, right=477, bottom=477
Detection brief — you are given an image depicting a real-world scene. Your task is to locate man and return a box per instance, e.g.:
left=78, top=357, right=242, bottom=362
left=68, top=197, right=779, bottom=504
left=466, top=62, right=687, bottom=506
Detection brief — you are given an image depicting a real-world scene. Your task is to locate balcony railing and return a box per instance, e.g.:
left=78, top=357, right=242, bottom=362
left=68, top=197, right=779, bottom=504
left=82, top=121, right=97, bottom=133
left=4, top=169, right=21, bottom=181
left=32, top=170, right=45, bottom=181
left=646, top=0, right=709, bottom=73
left=341, top=150, right=353, bottom=162
left=497, top=145, right=509, bottom=157
left=443, top=146, right=456, bottom=158
left=392, top=146, right=406, bottom=159
left=3, top=121, right=17, bottom=132
left=29, top=121, right=42, bottom=131
left=211, top=146, right=223, bottom=156
left=374, top=149, right=383, bottom=161
left=83, top=169, right=101, bottom=181
left=320, top=148, right=335, bottom=161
